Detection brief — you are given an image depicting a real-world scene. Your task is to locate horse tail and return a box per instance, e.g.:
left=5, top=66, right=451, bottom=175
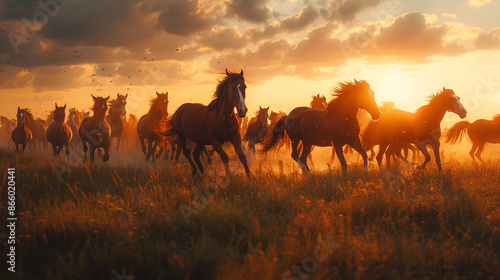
left=446, top=121, right=470, bottom=144
left=361, top=121, right=378, bottom=151
left=159, top=115, right=177, bottom=139
left=262, top=115, right=287, bottom=153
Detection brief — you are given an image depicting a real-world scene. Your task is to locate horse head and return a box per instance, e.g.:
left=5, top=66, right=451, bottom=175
left=442, top=88, right=467, bottom=119
left=353, top=80, right=380, bottom=120
left=111, top=93, right=128, bottom=116
left=154, top=91, right=169, bottom=116
left=258, top=106, right=269, bottom=125
left=226, top=69, right=247, bottom=118
left=54, top=103, right=66, bottom=124
left=17, top=107, right=27, bottom=126
left=91, top=95, right=110, bottom=119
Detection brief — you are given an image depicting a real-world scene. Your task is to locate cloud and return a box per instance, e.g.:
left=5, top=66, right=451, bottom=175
left=467, top=0, right=492, bottom=7
left=225, top=0, right=272, bottom=23
left=475, top=28, right=500, bottom=49
left=280, top=5, right=318, bottom=33
left=198, top=27, right=247, bottom=50
left=158, top=0, right=215, bottom=36
left=321, top=0, right=388, bottom=22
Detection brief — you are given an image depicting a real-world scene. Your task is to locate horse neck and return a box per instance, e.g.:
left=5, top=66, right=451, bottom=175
left=326, top=98, right=359, bottom=121
left=216, top=91, right=235, bottom=123
left=107, top=110, right=122, bottom=121
left=416, top=102, right=447, bottom=126
left=93, top=111, right=106, bottom=122
left=16, top=118, right=25, bottom=128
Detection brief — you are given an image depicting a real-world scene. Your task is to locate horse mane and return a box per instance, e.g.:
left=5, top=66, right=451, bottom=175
left=492, top=114, right=500, bottom=121
left=326, top=80, right=363, bottom=113
left=148, top=96, right=160, bottom=114
left=209, top=70, right=244, bottom=112
left=24, top=109, right=35, bottom=121
left=416, top=89, right=449, bottom=113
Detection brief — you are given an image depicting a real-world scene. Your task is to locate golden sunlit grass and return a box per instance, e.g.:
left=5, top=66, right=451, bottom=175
left=0, top=148, right=499, bottom=280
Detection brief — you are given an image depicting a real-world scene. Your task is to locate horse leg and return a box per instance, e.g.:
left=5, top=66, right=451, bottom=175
left=169, top=141, right=176, bottom=160
left=428, top=140, right=442, bottom=172
left=56, top=145, right=64, bottom=157
left=139, top=136, right=147, bottom=156
left=116, top=136, right=121, bottom=152
left=291, top=141, right=307, bottom=171
left=102, top=138, right=110, bottom=162
left=82, top=140, right=88, bottom=162
left=232, top=143, right=250, bottom=177
left=150, top=141, right=158, bottom=163
left=414, top=141, right=431, bottom=170
left=179, top=135, right=198, bottom=175
left=299, top=143, right=312, bottom=172
left=51, top=143, right=58, bottom=156
left=192, top=144, right=205, bottom=174
left=469, top=143, right=478, bottom=163
left=333, top=142, right=348, bottom=176
left=22, top=142, right=27, bottom=153
left=89, top=146, right=95, bottom=163
left=203, top=146, right=212, bottom=165
left=475, top=142, right=485, bottom=163
left=156, top=145, right=164, bottom=159
left=394, top=149, right=411, bottom=167
left=145, top=140, right=153, bottom=162
left=376, top=143, right=389, bottom=170
left=350, top=137, right=369, bottom=174
left=175, top=142, right=182, bottom=162
left=211, top=140, right=232, bottom=176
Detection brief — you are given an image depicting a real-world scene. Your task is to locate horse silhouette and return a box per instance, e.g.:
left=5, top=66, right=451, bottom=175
left=11, top=107, right=32, bottom=153
left=107, top=93, right=128, bottom=152
left=46, top=103, right=73, bottom=159
left=244, top=106, right=269, bottom=156
left=164, top=69, right=250, bottom=177
left=363, top=87, right=467, bottom=171
left=446, top=114, right=500, bottom=162
left=263, top=79, right=380, bottom=175
left=137, top=92, right=169, bottom=162
left=79, top=95, right=111, bottom=163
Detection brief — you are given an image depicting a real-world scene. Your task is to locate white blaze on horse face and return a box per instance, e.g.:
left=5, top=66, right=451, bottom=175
left=450, top=94, right=467, bottom=118
left=237, top=84, right=247, bottom=117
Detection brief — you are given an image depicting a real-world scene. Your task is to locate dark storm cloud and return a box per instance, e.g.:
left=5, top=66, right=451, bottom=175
left=0, top=0, right=39, bottom=21
left=226, top=0, right=273, bottom=24
left=158, top=0, right=214, bottom=36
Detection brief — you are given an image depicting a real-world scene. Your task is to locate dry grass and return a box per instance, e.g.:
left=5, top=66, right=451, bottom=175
left=0, top=147, right=499, bottom=280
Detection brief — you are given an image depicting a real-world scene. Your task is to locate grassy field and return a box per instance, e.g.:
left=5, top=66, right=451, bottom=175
left=1, top=147, right=500, bottom=280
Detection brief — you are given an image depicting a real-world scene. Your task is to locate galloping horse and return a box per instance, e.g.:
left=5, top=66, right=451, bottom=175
left=244, top=106, right=269, bottom=155
left=263, top=79, right=381, bottom=175
left=137, top=92, right=169, bottom=162
left=165, top=69, right=250, bottom=177
left=11, top=107, right=32, bottom=152
left=46, top=103, right=73, bottom=159
left=79, top=95, right=111, bottom=163
left=362, top=87, right=467, bottom=171
left=1, top=116, right=16, bottom=146
left=446, top=114, right=500, bottom=162
left=20, top=109, right=46, bottom=150
left=67, top=108, right=89, bottom=149
left=106, top=93, right=128, bottom=151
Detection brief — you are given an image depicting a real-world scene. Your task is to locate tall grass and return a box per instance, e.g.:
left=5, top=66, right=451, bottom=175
left=0, top=149, right=499, bottom=279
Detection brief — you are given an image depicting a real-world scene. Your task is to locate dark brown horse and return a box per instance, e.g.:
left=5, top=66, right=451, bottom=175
left=11, top=107, right=32, bottom=153
left=106, top=93, right=128, bottom=151
left=446, top=114, right=500, bottom=162
left=46, top=103, right=73, bottom=159
left=137, top=92, right=169, bottom=162
left=165, top=69, right=250, bottom=177
left=67, top=108, right=89, bottom=149
left=79, top=95, right=111, bottom=163
left=362, top=87, right=467, bottom=171
left=263, top=79, right=381, bottom=175
left=244, top=106, right=269, bottom=155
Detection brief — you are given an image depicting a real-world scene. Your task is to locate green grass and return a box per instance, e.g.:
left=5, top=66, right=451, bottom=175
left=0, top=148, right=499, bottom=280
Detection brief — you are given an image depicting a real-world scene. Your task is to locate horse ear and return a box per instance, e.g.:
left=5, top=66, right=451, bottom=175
left=117, top=93, right=120, bottom=98
left=125, top=94, right=128, bottom=98
left=267, top=106, right=269, bottom=110
left=259, top=106, right=262, bottom=109
left=156, top=92, right=159, bottom=96
left=64, top=104, right=66, bottom=109
left=443, top=87, right=446, bottom=92
left=240, top=69, right=243, bottom=76
left=55, top=102, right=58, bottom=109
left=17, top=106, right=20, bottom=112
left=105, top=95, right=110, bottom=101
left=226, top=68, right=229, bottom=76
left=354, top=78, right=358, bottom=83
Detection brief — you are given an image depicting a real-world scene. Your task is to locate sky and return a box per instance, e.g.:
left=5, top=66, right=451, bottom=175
left=0, top=0, right=499, bottom=128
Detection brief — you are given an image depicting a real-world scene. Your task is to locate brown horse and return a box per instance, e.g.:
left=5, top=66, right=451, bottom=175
left=106, top=93, right=128, bottom=151
left=165, top=69, right=250, bottom=177
left=362, top=87, right=467, bottom=171
left=244, top=106, right=269, bottom=155
left=263, top=79, right=381, bottom=175
left=20, top=109, right=46, bottom=150
left=137, top=92, right=169, bottom=162
left=11, top=107, right=32, bottom=153
left=446, top=114, right=500, bottom=162
left=79, top=95, right=111, bottom=163
left=46, top=103, right=73, bottom=159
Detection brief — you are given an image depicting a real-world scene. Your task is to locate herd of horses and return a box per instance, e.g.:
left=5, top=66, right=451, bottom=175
left=3, top=69, right=500, bottom=177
